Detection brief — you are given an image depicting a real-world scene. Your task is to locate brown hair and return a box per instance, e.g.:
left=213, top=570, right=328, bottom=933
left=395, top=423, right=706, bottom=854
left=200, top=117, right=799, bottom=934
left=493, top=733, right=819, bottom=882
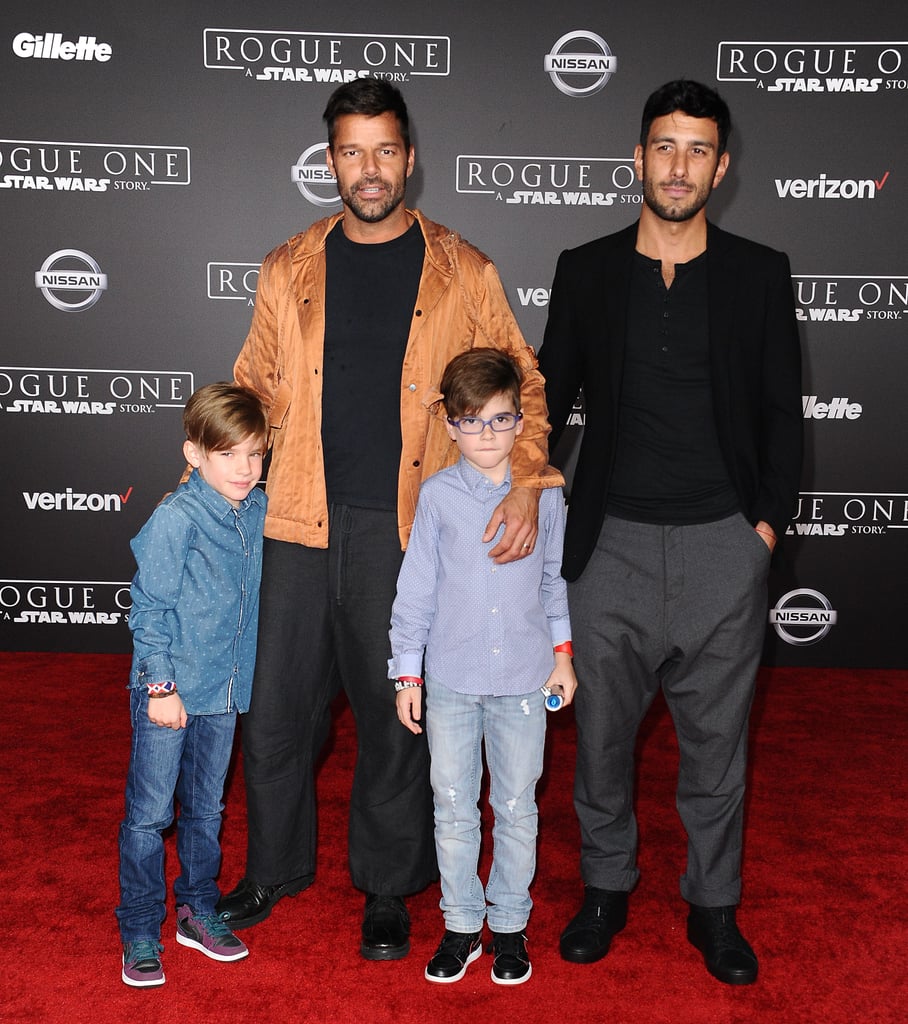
left=182, top=382, right=268, bottom=453
left=323, top=78, right=411, bottom=152
left=440, top=349, right=522, bottom=420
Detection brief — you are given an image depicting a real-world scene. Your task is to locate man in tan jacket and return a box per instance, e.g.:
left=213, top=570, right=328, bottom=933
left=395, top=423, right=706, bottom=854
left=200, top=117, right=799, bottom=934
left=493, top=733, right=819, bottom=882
left=217, top=78, right=562, bottom=960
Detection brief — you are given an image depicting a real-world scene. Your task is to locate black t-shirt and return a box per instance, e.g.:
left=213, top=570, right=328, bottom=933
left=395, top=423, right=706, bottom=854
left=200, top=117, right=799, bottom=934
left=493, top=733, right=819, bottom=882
left=606, top=250, right=739, bottom=524
left=321, top=219, right=425, bottom=510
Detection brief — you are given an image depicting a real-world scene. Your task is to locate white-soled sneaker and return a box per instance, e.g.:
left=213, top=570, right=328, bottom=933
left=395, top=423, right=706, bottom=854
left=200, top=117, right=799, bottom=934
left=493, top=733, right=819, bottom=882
left=425, top=929, right=483, bottom=983
left=121, top=939, right=165, bottom=987
left=489, top=930, right=531, bottom=985
left=176, top=905, right=249, bottom=961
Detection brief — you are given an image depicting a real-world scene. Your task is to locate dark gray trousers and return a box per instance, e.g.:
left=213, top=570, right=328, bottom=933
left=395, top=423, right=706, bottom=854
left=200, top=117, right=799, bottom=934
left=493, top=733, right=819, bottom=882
left=568, top=513, right=770, bottom=906
left=240, top=506, right=436, bottom=895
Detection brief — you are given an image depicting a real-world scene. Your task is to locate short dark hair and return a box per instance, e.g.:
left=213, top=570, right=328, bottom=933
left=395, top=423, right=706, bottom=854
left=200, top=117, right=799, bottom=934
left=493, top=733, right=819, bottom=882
left=640, top=79, right=732, bottom=154
left=440, top=349, right=522, bottom=421
left=323, top=78, right=411, bottom=151
left=183, top=382, right=268, bottom=453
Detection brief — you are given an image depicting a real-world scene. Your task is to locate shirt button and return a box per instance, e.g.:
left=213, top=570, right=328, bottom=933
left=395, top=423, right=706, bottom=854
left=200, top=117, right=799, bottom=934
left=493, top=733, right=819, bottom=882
left=491, top=607, right=498, bottom=614
left=492, top=648, right=500, bottom=655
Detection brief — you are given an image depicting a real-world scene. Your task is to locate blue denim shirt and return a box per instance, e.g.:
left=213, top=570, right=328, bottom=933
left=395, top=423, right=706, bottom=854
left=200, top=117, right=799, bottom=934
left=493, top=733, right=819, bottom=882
left=388, top=458, right=571, bottom=696
left=128, top=468, right=267, bottom=715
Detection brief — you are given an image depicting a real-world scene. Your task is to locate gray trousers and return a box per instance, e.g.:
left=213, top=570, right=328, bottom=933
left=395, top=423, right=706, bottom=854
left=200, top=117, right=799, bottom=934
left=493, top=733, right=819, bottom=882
left=568, top=512, right=770, bottom=906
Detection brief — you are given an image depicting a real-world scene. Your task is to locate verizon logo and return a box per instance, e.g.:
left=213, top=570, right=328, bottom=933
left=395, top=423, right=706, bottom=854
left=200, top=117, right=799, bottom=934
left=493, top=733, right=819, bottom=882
left=22, top=486, right=134, bottom=511
left=775, top=171, right=889, bottom=199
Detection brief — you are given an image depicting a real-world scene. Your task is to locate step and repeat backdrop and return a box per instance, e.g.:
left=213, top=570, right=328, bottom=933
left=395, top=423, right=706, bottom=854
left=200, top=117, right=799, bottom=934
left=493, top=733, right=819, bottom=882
left=1, top=1, right=905, bottom=666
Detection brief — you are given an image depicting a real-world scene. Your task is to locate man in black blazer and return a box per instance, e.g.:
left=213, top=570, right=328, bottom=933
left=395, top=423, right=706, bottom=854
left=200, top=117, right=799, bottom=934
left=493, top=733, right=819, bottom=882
left=539, top=80, right=802, bottom=986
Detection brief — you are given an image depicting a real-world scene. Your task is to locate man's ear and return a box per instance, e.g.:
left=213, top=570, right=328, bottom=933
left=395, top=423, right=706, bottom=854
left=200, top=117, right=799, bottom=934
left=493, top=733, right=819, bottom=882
left=183, top=439, right=202, bottom=468
left=712, top=150, right=730, bottom=189
left=633, top=143, right=644, bottom=183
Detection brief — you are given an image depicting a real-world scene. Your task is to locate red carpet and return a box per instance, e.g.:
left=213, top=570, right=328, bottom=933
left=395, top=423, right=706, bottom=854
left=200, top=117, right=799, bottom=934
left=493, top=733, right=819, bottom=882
left=0, top=653, right=904, bottom=1023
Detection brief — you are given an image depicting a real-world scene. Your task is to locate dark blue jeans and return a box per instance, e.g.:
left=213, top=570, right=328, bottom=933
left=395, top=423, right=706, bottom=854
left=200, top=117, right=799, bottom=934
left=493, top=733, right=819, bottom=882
left=116, top=688, right=236, bottom=942
left=240, top=506, right=436, bottom=895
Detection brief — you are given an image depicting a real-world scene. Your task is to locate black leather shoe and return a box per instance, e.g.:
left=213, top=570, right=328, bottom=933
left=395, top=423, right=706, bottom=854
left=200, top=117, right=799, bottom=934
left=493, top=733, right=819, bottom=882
left=215, top=875, right=312, bottom=930
left=489, top=931, right=531, bottom=985
left=687, top=905, right=758, bottom=985
left=559, top=887, right=628, bottom=963
left=360, top=894, right=411, bottom=960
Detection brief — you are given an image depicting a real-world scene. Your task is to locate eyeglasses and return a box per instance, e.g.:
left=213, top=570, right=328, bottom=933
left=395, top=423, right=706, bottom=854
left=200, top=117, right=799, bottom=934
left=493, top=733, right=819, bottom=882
left=446, top=412, right=523, bottom=434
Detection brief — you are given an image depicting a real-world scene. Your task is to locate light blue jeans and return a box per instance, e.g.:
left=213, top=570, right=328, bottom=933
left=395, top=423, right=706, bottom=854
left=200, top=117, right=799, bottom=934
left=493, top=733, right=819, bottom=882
left=116, top=688, right=237, bottom=943
left=425, top=677, right=546, bottom=934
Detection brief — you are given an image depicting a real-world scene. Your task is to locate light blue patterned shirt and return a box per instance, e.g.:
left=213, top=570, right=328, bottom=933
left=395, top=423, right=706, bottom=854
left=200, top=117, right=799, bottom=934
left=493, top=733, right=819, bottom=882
left=388, top=457, right=570, bottom=696
left=128, top=469, right=266, bottom=715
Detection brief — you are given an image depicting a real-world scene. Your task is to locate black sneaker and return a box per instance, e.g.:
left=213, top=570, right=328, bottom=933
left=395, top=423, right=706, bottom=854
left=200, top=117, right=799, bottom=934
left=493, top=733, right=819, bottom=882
left=559, top=887, right=628, bottom=963
left=425, top=929, right=483, bottom=983
left=489, top=930, right=531, bottom=985
left=687, top=905, right=758, bottom=985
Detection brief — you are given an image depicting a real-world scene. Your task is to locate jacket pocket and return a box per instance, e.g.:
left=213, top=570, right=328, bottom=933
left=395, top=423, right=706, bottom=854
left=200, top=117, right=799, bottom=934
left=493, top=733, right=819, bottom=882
left=270, top=378, right=292, bottom=428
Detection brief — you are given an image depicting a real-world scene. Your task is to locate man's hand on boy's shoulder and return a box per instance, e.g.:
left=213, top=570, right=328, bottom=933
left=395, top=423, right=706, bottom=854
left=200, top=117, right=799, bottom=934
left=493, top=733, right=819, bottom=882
left=484, top=486, right=541, bottom=563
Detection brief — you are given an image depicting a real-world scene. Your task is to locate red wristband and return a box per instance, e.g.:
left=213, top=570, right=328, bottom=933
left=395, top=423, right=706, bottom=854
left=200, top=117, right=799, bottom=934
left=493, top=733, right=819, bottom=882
left=553, top=641, right=573, bottom=657
left=397, top=676, right=424, bottom=686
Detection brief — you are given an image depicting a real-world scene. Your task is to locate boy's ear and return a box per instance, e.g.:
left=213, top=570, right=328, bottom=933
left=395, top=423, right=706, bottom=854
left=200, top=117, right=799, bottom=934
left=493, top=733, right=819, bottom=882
left=183, top=439, right=202, bottom=468
left=444, top=417, right=459, bottom=442
left=515, top=409, right=525, bottom=436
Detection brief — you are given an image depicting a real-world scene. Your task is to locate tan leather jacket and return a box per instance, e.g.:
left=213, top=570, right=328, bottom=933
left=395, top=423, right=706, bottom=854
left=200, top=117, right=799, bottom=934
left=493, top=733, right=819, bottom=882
left=234, top=209, right=562, bottom=549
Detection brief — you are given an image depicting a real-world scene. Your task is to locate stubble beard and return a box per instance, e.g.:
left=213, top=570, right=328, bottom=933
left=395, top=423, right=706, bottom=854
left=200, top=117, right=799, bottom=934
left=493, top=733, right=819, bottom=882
left=340, top=177, right=406, bottom=224
left=642, top=176, right=712, bottom=223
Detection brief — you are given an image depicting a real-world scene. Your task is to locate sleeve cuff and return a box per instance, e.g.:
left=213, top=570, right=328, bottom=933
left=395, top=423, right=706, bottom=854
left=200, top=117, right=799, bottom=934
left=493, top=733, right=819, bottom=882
left=388, top=652, right=425, bottom=680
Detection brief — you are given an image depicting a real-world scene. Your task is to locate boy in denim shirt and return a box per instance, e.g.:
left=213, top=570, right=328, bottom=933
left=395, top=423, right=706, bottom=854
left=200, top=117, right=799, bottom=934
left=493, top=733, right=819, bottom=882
left=389, top=349, right=577, bottom=985
left=116, top=383, right=268, bottom=987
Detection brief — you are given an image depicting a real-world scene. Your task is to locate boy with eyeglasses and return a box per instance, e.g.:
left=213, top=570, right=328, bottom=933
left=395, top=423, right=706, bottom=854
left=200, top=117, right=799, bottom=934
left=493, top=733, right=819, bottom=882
left=389, top=348, right=577, bottom=986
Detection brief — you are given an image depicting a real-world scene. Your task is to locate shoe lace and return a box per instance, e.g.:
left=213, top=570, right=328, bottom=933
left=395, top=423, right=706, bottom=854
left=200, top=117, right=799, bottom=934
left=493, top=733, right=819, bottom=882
left=127, top=938, right=163, bottom=963
left=438, top=931, right=478, bottom=957
left=574, top=889, right=623, bottom=927
left=492, top=932, right=527, bottom=959
left=712, top=913, right=741, bottom=950
left=701, top=908, right=744, bottom=952
left=193, top=913, right=235, bottom=940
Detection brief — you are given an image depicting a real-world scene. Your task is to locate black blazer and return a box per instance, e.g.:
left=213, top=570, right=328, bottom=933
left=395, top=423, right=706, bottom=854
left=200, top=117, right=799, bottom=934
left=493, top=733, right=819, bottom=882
left=539, top=221, right=803, bottom=582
